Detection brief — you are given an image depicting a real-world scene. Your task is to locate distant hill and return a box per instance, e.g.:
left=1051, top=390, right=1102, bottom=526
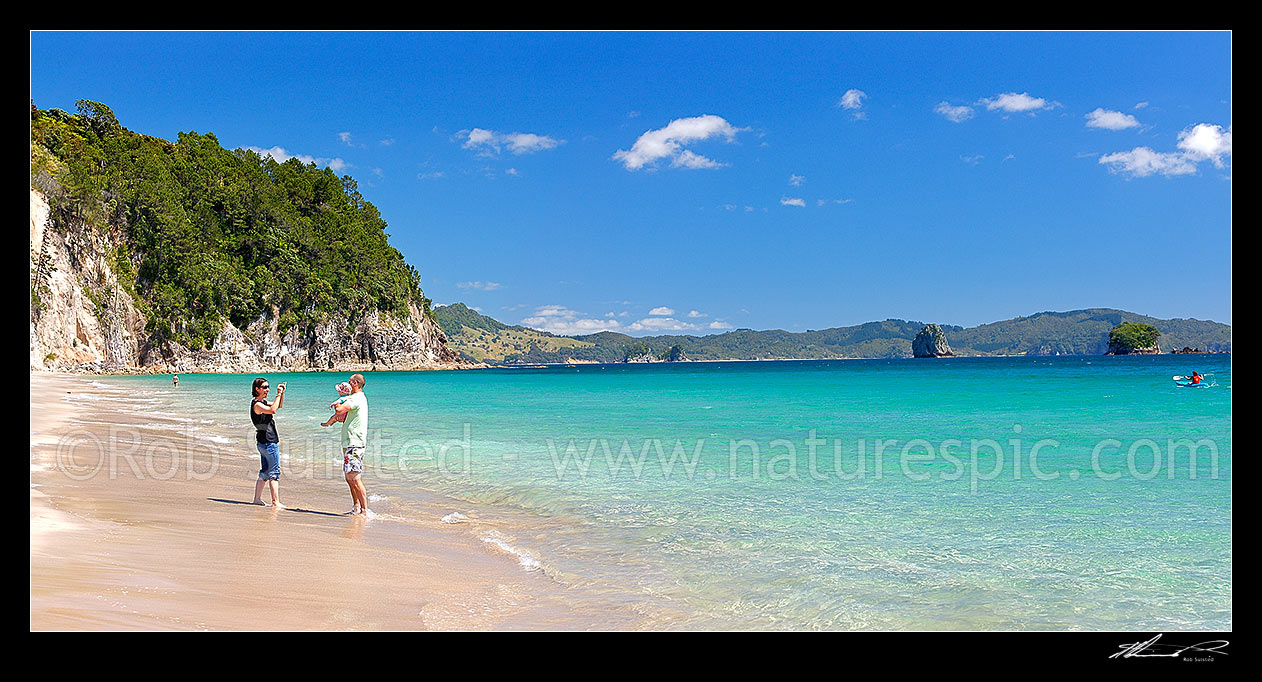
left=432, top=303, right=600, bottom=364
left=950, top=309, right=1231, bottom=356
left=433, top=305, right=1230, bottom=365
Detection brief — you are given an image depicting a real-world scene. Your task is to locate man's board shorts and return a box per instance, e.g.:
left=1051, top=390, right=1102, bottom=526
left=343, top=446, right=365, bottom=475
left=257, top=442, right=281, bottom=481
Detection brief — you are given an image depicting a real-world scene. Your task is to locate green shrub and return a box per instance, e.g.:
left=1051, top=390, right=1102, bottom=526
left=1108, top=322, right=1161, bottom=353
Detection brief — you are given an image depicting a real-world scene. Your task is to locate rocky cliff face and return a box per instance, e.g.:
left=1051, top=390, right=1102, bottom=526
left=30, top=189, right=466, bottom=373
left=134, top=300, right=465, bottom=373
left=912, top=324, right=955, bottom=358
left=30, top=189, right=143, bottom=371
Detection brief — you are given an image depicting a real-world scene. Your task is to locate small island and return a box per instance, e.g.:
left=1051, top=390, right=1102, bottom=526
left=912, top=324, right=955, bottom=358
left=1106, top=322, right=1162, bottom=355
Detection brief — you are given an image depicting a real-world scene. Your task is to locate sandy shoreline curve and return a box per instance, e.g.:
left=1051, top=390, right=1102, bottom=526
left=30, top=372, right=628, bottom=631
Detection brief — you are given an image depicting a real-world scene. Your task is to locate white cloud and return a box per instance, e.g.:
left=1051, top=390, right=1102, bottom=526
left=1098, top=147, right=1198, bottom=177
left=337, top=132, right=367, bottom=149
left=520, top=305, right=621, bottom=335
left=244, top=146, right=349, bottom=173
left=612, top=114, right=747, bottom=171
left=379, top=138, right=396, bottom=146
left=1098, top=122, right=1231, bottom=178
left=506, top=168, right=520, bottom=176
left=789, top=174, right=805, bottom=186
left=838, top=89, right=866, bottom=110
left=708, top=320, right=734, bottom=330
left=780, top=197, right=806, bottom=207
left=1176, top=123, right=1231, bottom=167
left=464, top=128, right=495, bottom=148
left=1134, top=102, right=1150, bottom=110
left=504, top=132, right=562, bottom=155
left=687, top=310, right=706, bottom=318
left=961, top=155, right=983, bottom=165
left=978, top=92, right=1057, bottom=114
left=934, top=101, right=975, bottom=123
left=418, top=171, right=445, bottom=180
left=456, top=281, right=503, bottom=291
left=627, top=317, right=700, bottom=332
left=460, top=128, right=563, bottom=156
left=837, top=89, right=867, bottom=119
left=671, top=149, right=726, bottom=169
left=245, top=145, right=298, bottom=163
left=1085, top=108, right=1140, bottom=130
left=649, top=306, right=675, bottom=316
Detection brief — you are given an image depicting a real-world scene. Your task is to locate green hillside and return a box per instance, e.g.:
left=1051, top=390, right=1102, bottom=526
left=951, top=309, right=1232, bottom=355
left=433, top=305, right=1231, bottom=365
left=432, top=303, right=597, bottom=364
left=31, top=100, right=431, bottom=353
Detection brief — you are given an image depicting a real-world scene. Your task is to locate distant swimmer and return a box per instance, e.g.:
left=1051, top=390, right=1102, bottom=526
left=173, top=374, right=179, bottom=387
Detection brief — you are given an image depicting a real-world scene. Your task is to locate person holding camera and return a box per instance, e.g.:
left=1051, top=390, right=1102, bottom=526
left=250, top=377, right=287, bottom=507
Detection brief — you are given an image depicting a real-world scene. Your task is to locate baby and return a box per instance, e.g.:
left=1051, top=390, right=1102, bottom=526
left=320, top=382, right=353, bottom=427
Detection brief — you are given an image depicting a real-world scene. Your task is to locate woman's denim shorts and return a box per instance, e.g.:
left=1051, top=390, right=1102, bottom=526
left=257, top=442, right=281, bottom=481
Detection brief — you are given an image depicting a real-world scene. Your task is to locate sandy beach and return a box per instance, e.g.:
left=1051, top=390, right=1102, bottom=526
left=29, top=372, right=622, bottom=631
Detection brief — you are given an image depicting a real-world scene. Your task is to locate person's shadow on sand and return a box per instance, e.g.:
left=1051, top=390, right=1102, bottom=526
left=207, top=498, right=344, bottom=517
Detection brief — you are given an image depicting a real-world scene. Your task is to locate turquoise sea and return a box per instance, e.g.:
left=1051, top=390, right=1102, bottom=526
left=99, top=354, right=1231, bottom=630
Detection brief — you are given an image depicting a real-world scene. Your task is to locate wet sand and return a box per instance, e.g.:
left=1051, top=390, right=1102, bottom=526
left=30, top=372, right=621, bottom=630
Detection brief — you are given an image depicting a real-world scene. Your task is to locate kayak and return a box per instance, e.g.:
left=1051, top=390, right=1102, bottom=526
left=1174, top=379, right=1213, bottom=388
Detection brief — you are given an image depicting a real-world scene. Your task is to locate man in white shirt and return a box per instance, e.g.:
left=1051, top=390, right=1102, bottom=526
left=331, top=373, right=370, bottom=515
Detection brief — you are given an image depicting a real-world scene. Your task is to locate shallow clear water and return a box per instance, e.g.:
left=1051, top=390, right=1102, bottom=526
left=99, top=354, right=1231, bottom=629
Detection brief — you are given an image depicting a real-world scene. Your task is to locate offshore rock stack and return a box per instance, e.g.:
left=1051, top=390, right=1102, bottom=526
left=912, top=324, right=955, bottom=358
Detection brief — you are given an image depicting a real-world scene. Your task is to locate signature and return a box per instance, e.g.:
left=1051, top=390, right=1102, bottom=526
left=1110, top=634, right=1229, bottom=660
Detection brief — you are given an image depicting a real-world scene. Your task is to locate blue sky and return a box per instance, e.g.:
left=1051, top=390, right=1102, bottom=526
left=30, top=31, right=1232, bottom=335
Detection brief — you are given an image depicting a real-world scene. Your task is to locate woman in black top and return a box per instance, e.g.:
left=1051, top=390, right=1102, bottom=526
left=250, top=377, right=286, bottom=507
